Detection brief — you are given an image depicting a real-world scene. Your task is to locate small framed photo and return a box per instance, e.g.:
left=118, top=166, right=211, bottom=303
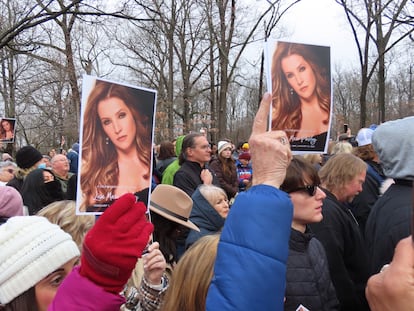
left=0, top=117, right=16, bottom=143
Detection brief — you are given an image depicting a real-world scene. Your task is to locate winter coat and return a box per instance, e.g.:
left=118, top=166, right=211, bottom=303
left=208, top=158, right=238, bottom=199
left=309, top=189, right=370, bottom=311
left=206, top=184, right=293, bottom=311
left=156, top=157, right=176, bottom=175
left=6, top=176, right=23, bottom=193
left=365, top=179, right=413, bottom=275
left=351, top=160, right=385, bottom=235
left=173, top=161, right=219, bottom=197
left=285, top=228, right=339, bottom=311
left=49, top=266, right=124, bottom=310
left=161, top=135, right=184, bottom=185
left=66, top=150, right=79, bottom=174
left=185, top=187, right=225, bottom=249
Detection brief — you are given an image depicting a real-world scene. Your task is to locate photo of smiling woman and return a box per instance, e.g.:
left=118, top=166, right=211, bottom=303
left=0, top=118, right=16, bottom=143
left=269, top=41, right=331, bottom=153
left=78, top=76, right=156, bottom=213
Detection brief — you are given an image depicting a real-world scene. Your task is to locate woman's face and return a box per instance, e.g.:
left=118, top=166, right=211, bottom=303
left=281, top=54, right=317, bottom=101
left=35, top=257, right=77, bottom=311
left=43, top=170, right=55, bottom=183
left=213, top=195, right=230, bottom=218
left=98, top=97, right=137, bottom=153
left=289, top=182, right=326, bottom=232
left=0, top=165, right=15, bottom=182
left=2, top=120, right=11, bottom=131
left=220, top=146, right=232, bottom=159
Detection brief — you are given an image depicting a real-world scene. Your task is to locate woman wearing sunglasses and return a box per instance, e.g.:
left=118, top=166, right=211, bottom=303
left=0, top=161, right=16, bottom=186
left=280, top=156, right=339, bottom=311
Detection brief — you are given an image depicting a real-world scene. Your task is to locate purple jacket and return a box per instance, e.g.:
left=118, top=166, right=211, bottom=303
left=49, top=266, right=125, bottom=310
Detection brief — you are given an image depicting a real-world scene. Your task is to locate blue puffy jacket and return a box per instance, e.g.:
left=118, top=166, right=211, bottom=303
left=206, top=184, right=293, bottom=311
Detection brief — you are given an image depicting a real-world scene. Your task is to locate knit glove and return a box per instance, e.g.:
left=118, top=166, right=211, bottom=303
left=80, top=193, right=154, bottom=293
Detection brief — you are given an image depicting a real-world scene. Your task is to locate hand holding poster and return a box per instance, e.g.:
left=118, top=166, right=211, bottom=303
left=77, top=75, right=157, bottom=214
left=265, top=40, right=332, bottom=153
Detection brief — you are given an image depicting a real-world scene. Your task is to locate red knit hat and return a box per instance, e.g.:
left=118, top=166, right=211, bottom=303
left=238, top=152, right=251, bottom=161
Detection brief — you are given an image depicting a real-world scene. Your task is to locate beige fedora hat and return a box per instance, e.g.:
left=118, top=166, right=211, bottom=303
left=149, top=184, right=200, bottom=232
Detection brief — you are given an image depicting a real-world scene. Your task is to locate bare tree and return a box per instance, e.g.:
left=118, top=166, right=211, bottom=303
left=336, top=0, right=414, bottom=126
left=332, top=65, right=361, bottom=136
left=205, top=0, right=301, bottom=138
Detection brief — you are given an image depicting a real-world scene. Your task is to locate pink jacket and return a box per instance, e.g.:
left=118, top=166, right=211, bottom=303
left=48, top=266, right=125, bottom=310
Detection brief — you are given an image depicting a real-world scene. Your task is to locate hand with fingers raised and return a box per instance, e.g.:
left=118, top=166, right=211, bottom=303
left=250, top=93, right=292, bottom=189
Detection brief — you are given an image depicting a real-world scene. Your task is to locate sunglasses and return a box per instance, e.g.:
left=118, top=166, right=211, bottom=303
left=288, top=185, right=319, bottom=196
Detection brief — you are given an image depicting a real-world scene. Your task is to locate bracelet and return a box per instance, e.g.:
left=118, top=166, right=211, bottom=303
left=124, top=286, right=139, bottom=309
left=144, top=275, right=167, bottom=290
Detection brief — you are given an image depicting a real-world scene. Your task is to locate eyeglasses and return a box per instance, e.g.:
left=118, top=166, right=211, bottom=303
left=288, top=185, right=319, bottom=196
left=192, top=144, right=211, bottom=150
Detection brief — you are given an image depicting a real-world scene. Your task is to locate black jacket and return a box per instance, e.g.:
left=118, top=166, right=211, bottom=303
left=285, top=228, right=339, bottom=311
left=6, top=177, right=24, bottom=193
left=365, top=179, right=413, bottom=275
left=173, top=160, right=219, bottom=197
left=309, top=189, right=370, bottom=311
left=351, top=160, right=385, bottom=235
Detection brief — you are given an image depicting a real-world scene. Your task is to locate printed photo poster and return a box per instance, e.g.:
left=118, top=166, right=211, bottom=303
left=76, top=75, right=157, bottom=215
left=264, top=40, right=332, bottom=154
left=0, top=117, right=16, bottom=143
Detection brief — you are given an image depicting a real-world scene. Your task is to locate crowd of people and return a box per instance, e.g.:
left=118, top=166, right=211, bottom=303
left=0, top=93, right=413, bottom=310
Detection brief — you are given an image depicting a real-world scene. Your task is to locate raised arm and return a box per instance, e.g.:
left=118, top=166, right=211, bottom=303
left=206, top=93, right=293, bottom=311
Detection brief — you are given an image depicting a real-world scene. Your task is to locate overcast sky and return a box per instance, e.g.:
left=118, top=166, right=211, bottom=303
left=281, top=0, right=358, bottom=66
left=255, top=0, right=359, bottom=68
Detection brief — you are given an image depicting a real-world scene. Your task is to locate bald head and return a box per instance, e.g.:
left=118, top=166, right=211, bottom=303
left=51, top=154, right=70, bottom=178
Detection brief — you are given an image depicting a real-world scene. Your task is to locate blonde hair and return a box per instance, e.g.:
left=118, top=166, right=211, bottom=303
left=161, top=234, right=220, bottom=311
left=319, top=153, right=367, bottom=192
left=198, top=184, right=228, bottom=207
left=331, top=141, right=353, bottom=155
left=302, top=153, right=322, bottom=165
left=14, top=166, right=37, bottom=180
left=37, top=200, right=95, bottom=251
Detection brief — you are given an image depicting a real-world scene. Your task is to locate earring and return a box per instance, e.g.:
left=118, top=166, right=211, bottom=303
left=105, top=137, right=109, bottom=145
left=290, top=88, right=294, bottom=95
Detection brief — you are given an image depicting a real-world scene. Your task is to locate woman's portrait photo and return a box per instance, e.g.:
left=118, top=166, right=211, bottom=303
left=0, top=118, right=16, bottom=143
left=77, top=76, right=156, bottom=214
left=267, top=41, right=332, bottom=153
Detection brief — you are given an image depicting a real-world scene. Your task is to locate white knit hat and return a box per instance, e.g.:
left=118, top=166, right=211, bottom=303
left=217, top=140, right=232, bottom=155
left=0, top=216, right=80, bottom=304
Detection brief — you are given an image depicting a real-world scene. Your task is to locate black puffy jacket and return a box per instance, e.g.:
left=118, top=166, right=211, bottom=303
left=285, top=228, right=339, bottom=311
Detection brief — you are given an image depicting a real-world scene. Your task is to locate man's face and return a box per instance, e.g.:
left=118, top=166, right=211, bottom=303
left=52, top=155, right=70, bottom=176
left=338, top=171, right=366, bottom=202
left=187, top=136, right=211, bottom=165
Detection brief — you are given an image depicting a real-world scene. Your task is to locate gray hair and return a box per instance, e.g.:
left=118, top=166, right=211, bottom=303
left=198, top=184, right=228, bottom=207
left=0, top=161, right=17, bottom=169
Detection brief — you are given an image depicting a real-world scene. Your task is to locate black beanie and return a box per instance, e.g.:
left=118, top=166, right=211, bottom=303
left=15, top=146, right=43, bottom=169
